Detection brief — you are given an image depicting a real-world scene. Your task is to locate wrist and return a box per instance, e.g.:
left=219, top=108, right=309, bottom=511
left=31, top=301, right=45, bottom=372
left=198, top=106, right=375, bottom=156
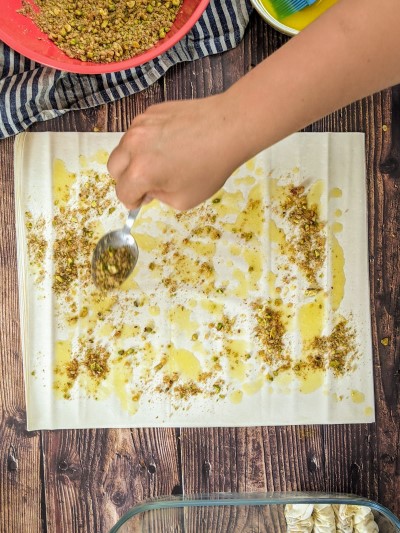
left=209, top=91, right=259, bottom=172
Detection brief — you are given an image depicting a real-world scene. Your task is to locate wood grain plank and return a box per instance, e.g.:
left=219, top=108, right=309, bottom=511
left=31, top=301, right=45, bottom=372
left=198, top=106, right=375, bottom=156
left=29, top=106, right=102, bottom=134
left=322, top=424, right=377, bottom=496
left=180, top=426, right=332, bottom=495
left=106, top=83, right=164, bottom=131
left=41, top=427, right=180, bottom=532
left=0, top=137, right=43, bottom=533
left=162, top=13, right=283, bottom=101
left=367, top=86, right=400, bottom=515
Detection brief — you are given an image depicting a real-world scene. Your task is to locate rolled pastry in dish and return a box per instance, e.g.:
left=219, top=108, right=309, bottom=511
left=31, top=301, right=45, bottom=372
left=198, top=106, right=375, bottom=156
left=285, top=504, right=314, bottom=532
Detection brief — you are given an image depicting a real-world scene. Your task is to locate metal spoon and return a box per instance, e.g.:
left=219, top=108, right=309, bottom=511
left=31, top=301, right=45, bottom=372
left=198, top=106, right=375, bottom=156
left=91, top=207, right=140, bottom=289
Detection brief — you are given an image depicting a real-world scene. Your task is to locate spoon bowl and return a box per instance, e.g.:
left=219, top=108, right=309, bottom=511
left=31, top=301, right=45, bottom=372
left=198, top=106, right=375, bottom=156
left=91, top=208, right=140, bottom=290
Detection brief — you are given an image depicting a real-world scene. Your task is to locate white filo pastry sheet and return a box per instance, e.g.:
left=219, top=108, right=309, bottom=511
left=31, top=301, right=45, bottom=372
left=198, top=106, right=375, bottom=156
left=14, top=132, right=375, bottom=429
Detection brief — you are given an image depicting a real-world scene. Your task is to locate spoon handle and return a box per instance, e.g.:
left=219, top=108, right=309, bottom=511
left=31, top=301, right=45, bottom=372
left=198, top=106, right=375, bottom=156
left=123, top=207, right=140, bottom=234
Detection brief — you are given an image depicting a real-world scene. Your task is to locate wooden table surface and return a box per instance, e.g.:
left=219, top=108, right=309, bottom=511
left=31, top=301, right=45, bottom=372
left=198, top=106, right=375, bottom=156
left=1, top=10, right=399, bottom=533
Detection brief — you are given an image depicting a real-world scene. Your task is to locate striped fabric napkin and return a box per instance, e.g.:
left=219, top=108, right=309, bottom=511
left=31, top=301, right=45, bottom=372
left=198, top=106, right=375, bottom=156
left=0, top=0, right=252, bottom=139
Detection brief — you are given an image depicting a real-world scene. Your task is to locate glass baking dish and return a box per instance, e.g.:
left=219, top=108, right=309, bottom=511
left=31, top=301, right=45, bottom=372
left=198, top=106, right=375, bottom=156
left=110, top=492, right=400, bottom=532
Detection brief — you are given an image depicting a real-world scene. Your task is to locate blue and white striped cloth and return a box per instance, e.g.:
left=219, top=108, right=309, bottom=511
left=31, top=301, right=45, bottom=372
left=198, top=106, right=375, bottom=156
left=0, top=0, right=252, bottom=139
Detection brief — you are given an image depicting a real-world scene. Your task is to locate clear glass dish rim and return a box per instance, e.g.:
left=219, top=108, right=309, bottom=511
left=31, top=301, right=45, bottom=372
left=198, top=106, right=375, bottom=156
left=109, top=491, right=400, bottom=532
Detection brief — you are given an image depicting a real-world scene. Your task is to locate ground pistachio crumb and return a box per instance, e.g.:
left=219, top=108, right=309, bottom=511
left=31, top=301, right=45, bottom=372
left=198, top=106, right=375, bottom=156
left=94, top=245, right=136, bottom=290
left=19, top=0, right=182, bottom=63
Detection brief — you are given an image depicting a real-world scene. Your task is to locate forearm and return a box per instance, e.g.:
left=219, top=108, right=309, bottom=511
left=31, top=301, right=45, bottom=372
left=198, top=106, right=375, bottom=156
left=108, top=0, right=400, bottom=211
left=223, top=0, right=400, bottom=163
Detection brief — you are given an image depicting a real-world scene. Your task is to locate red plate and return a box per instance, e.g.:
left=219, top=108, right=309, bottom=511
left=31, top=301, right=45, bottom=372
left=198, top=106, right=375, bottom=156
left=0, top=0, right=210, bottom=74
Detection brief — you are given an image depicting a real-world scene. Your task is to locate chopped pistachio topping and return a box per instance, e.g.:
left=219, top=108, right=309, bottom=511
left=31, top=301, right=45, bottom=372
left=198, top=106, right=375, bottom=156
left=19, top=0, right=182, bottom=63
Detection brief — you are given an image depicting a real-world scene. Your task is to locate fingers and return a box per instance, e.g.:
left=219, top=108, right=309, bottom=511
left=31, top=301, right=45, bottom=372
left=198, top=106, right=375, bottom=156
left=106, top=97, right=231, bottom=212
left=107, top=140, right=131, bottom=185
left=114, top=164, right=148, bottom=209
left=107, top=117, right=147, bottom=180
left=108, top=125, right=149, bottom=208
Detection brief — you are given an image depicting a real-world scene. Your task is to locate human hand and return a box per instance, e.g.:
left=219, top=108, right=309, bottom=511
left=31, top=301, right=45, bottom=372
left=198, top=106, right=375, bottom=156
left=107, top=95, right=243, bottom=211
